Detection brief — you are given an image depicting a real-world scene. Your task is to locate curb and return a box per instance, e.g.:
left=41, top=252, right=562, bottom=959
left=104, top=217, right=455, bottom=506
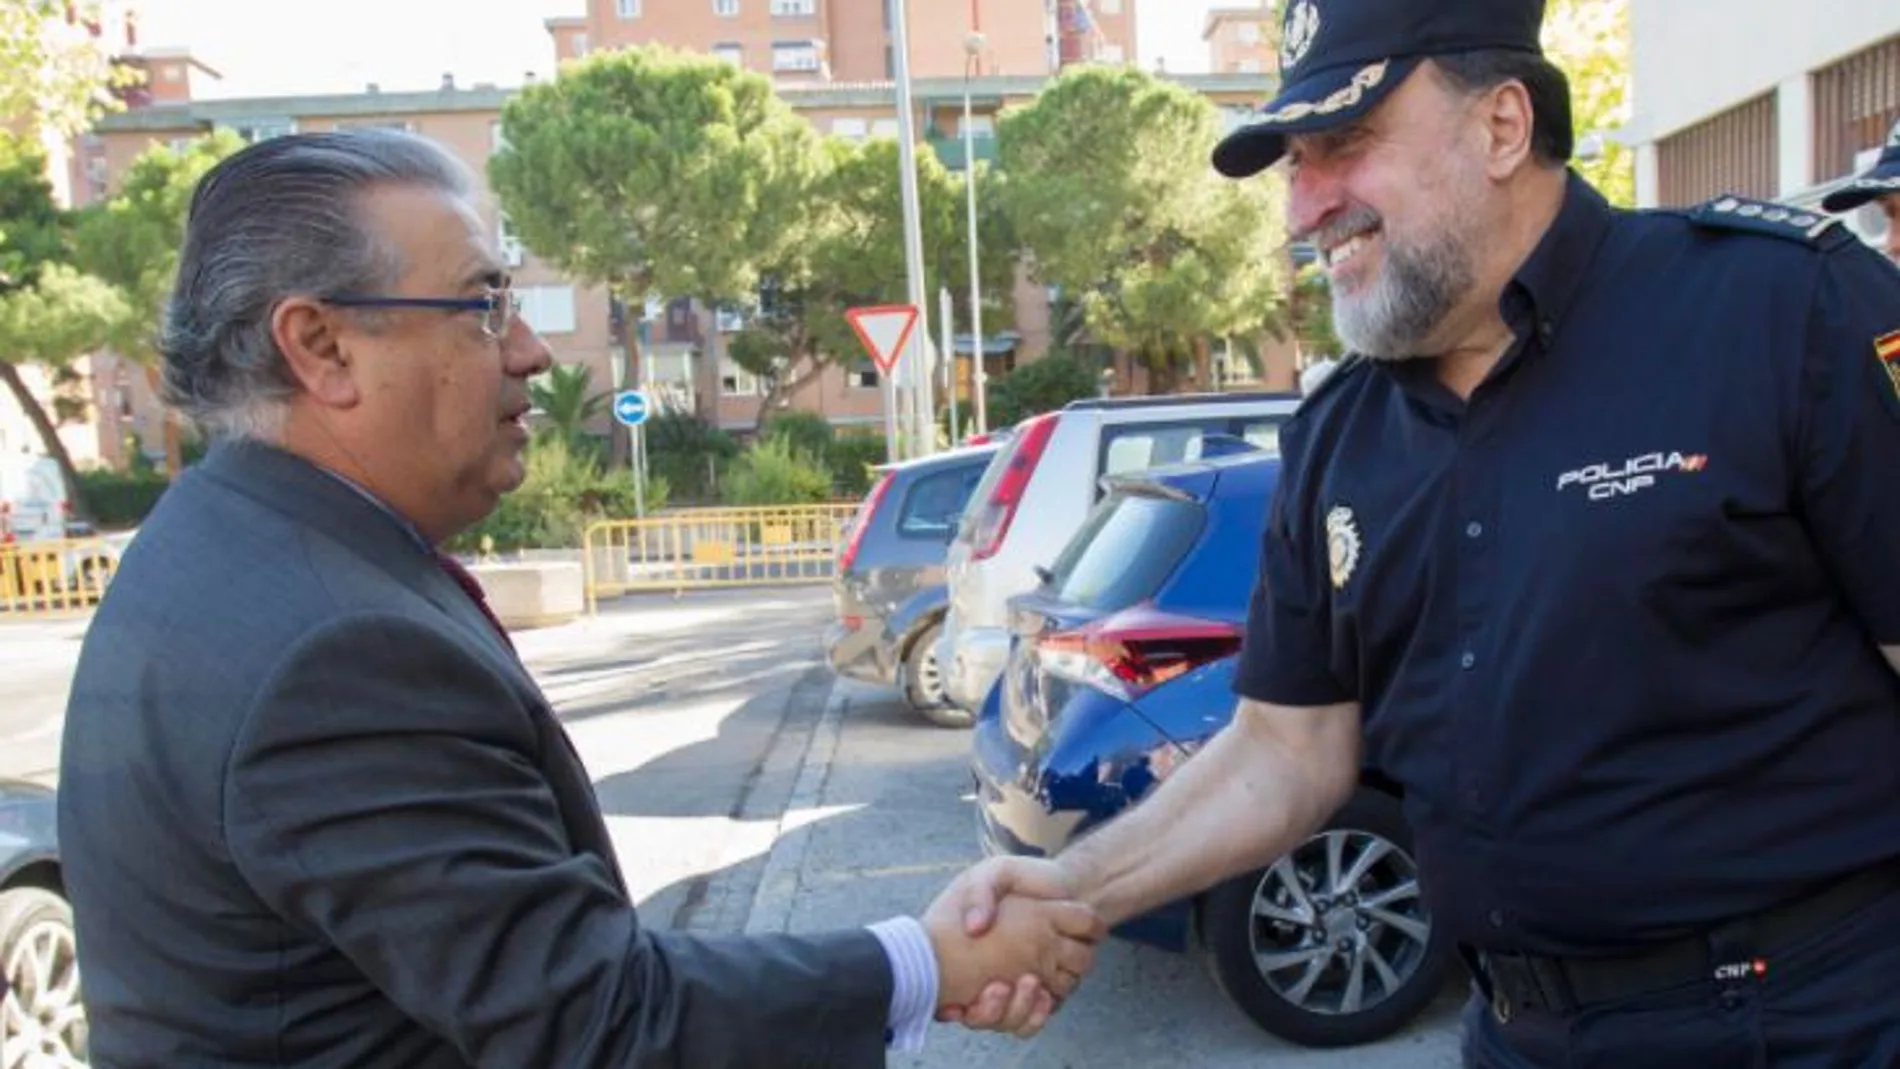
left=742, top=676, right=849, bottom=935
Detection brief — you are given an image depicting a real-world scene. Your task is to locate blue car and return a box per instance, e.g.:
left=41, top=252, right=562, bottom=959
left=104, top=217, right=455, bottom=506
left=970, top=452, right=1454, bottom=1049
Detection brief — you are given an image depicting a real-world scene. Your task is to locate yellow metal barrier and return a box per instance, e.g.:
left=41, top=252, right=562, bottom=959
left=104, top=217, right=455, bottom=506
left=0, top=538, right=120, bottom=617
left=582, top=503, right=862, bottom=608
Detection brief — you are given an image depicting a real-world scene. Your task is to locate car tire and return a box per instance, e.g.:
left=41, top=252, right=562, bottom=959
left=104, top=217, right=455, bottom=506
left=903, top=622, right=970, bottom=728
left=0, top=885, right=88, bottom=1066
left=1202, top=787, right=1451, bottom=1048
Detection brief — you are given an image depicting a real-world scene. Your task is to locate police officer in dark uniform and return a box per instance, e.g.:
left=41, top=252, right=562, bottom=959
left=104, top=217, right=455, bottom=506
left=1003, top=0, right=1900, bottom=1064
left=1821, top=116, right=1900, bottom=264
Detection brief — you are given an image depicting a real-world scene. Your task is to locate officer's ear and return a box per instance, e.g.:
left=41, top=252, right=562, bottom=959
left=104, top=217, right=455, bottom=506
left=1470, top=78, right=1537, bottom=181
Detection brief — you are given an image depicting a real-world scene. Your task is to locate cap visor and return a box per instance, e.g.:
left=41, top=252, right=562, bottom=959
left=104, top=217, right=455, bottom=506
left=1820, top=188, right=1878, bottom=213
left=1211, top=56, right=1422, bottom=178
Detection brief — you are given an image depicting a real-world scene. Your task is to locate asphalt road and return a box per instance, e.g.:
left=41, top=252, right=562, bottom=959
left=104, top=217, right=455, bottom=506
left=0, top=586, right=1467, bottom=1065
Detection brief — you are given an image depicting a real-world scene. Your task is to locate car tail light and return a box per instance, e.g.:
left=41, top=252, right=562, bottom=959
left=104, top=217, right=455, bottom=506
left=0, top=501, right=12, bottom=544
left=969, top=412, right=1058, bottom=561
left=1037, top=604, right=1242, bottom=700
left=838, top=471, right=894, bottom=573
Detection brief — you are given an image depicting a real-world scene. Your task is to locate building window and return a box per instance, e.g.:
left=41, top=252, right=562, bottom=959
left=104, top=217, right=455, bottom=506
left=713, top=0, right=739, bottom=15
left=1098, top=0, right=1122, bottom=12
left=647, top=352, right=694, bottom=388
left=832, top=117, right=868, bottom=140
left=772, top=40, right=822, bottom=72
left=721, top=358, right=763, bottom=397
left=1810, top=34, right=1900, bottom=182
left=961, top=115, right=994, bottom=139
left=336, top=119, right=415, bottom=133
left=1099, top=44, right=1125, bottom=63
left=617, top=0, right=641, bottom=17
left=1237, top=22, right=1260, bottom=44
left=497, top=214, right=525, bottom=268
left=573, top=33, right=589, bottom=56
left=871, top=118, right=900, bottom=139
left=1237, top=58, right=1261, bottom=73
left=225, top=119, right=296, bottom=143
left=771, top=0, right=816, bottom=14
left=849, top=360, right=879, bottom=389
left=518, top=285, right=578, bottom=335
left=713, top=43, right=744, bottom=65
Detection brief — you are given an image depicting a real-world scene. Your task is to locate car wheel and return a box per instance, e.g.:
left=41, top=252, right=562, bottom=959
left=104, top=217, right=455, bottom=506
left=1, top=885, right=88, bottom=1067
left=1202, top=787, right=1451, bottom=1048
left=903, top=623, right=970, bottom=729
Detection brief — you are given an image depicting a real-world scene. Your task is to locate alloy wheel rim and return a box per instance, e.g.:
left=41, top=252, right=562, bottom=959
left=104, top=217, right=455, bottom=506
left=3, top=916, right=87, bottom=1069
left=1245, top=829, right=1431, bottom=1016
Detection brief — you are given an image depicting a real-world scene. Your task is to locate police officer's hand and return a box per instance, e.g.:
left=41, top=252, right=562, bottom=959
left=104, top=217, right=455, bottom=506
left=928, top=856, right=1097, bottom=1036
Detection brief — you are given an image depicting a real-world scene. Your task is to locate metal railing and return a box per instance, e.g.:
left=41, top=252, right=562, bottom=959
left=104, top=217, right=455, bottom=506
left=0, top=538, right=120, bottom=617
left=581, top=503, right=862, bottom=609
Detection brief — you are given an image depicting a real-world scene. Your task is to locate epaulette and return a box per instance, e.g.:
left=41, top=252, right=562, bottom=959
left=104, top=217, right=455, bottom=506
left=1295, top=353, right=1367, bottom=414
left=1680, top=194, right=1856, bottom=251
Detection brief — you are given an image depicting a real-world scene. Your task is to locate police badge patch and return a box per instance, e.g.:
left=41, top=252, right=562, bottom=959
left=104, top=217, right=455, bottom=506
left=1325, top=505, right=1361, bottom=590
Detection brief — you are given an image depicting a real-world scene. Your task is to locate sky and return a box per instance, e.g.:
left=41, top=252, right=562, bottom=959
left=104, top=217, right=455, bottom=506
left=136, top=0, right=1218, bottom=101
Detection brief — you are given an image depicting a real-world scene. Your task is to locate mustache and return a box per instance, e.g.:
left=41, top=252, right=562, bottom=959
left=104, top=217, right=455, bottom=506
left=1295, top=205, right=1383, bottom=249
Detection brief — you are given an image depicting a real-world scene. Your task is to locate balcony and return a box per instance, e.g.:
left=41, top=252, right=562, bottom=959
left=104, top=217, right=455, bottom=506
left=928, top=135, right=1001, bottom=172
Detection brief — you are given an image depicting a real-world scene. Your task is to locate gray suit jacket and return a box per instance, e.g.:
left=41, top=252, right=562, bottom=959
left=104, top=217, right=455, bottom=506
left=59, top=441, right=894, bottom=1068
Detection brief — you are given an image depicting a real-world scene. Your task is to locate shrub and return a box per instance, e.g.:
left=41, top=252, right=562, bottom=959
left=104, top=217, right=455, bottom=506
left=987, top=350, right=1101, bottom=428
left=75, top=468, right=169, bottom=528
left=827, top=432, right=888, bottom=497
left=645, top=411, right=740, bottom=503
left=762, top=410, right=835, bottom=458
left=448, top=434, right=669, bottom=554
left=721, top=435, right=834, bottom=506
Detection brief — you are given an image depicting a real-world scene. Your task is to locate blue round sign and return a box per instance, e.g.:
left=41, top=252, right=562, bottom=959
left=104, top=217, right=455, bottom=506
left=613, top=390, right=651, bottom=427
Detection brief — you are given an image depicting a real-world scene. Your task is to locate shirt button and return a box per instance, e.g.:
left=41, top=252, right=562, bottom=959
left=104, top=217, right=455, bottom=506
left=1461, top=651, right=1477, bottom=670
left=1465, top=521, right=1483, bottom=539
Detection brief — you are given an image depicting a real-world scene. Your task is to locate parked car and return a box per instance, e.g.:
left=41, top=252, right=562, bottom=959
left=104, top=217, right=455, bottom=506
left=826, top=442, right=1000, bottom=727
left=941, top=390, right=1300, bottom=715
left=0, top=779, right=84, bottom=1066
left=970, top=453, right=1453, bottom=1049
left=0, top=454, right=70, bottom=545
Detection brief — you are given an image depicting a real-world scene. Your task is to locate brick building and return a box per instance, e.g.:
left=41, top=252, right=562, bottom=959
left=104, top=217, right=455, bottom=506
left=1203, top=3, right=1278, bottom=76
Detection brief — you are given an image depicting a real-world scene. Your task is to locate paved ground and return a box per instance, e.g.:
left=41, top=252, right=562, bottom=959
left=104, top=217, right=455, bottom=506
left=0, top=586, right=1466, bottom=1065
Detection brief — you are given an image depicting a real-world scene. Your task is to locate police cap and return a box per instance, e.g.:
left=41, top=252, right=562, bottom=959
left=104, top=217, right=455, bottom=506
left=1212, top=0, right=1549, bottom=179
left=1819, top=118, right=1900, bottom=214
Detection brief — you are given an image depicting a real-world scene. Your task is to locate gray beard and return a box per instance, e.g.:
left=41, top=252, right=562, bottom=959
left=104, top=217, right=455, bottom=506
left=1331, top=229, right=1476, bottom=361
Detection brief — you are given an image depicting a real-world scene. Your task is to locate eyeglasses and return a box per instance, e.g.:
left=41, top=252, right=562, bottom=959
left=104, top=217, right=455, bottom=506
left=322, top=286, right=522, bottom=339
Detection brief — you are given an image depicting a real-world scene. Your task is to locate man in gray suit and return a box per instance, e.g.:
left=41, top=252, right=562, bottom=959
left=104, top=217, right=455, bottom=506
left=57, top=129, right=1099, bottom=1068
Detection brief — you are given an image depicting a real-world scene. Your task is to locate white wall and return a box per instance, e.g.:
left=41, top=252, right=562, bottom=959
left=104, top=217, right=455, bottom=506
left=1630, top=1, right=1900, bottom=144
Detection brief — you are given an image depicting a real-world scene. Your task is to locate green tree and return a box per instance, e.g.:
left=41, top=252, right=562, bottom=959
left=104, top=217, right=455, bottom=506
left=1543, top=0, right=1634, bottom=207
left=996, top=65, right=1289, bottom=394
left=729, top=136, right=1016, bottom=429
left=73, top=129, right=244, bottom=474
left=1, top=0, right=135, bottom=138
left=529, top=362, right=608, bottom=458
left=489, top=45, right=823, bottom=426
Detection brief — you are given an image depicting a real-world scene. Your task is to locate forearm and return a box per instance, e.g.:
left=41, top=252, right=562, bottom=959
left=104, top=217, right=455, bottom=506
left=1884, top=645, right=1900, bottom=677
left=1056, top=699, right=1360, bottom=928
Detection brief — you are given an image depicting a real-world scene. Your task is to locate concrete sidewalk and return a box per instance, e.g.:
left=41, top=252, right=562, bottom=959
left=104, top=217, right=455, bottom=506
left=736, top=676, right=1466, bottom=1069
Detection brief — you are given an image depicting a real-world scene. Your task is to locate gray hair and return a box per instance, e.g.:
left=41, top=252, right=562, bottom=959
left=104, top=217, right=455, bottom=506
left=160, top=128, right=477, bottom=441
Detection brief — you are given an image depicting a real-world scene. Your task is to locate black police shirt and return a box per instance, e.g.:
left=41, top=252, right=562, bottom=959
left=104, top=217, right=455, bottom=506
left=1237, top=172, right=1900, bottom=957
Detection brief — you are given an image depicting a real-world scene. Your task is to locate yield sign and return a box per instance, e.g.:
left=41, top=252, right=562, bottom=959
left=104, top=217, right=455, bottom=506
left=845, top=304, right=919, bottom=375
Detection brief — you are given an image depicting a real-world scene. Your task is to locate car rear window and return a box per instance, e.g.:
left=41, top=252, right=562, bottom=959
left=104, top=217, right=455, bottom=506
left=1045, top=490, right=1203, bottom=612
left=898, top=463, right=985, bottom=538
left=957, top=434, right=1029, bottom=540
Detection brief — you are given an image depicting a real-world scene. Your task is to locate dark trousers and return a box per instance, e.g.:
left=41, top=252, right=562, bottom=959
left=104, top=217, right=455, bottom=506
left=1462, top=890, right=1900, bottom=1068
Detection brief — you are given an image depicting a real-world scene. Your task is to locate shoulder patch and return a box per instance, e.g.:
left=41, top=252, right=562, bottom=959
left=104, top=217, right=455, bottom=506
left=1682, top=194, right=1854, bottom=250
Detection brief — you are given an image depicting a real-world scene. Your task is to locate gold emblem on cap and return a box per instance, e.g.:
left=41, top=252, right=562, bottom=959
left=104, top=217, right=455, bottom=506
left=1281, top=1, right=1321, bottom=70
left=1253, top=60, right=1389, bottom=126
left=1326, top=505, right=1361, bottom=590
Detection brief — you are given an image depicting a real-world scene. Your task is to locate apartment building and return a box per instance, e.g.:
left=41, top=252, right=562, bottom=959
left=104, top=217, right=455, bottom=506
left=1203, top=3, right=1278, bottom=76
left=571, top=0, right=1136, bottom=82
left=74, top=43, right=1281, bottom=453
left=1626, top=0, right=1899, bottom=250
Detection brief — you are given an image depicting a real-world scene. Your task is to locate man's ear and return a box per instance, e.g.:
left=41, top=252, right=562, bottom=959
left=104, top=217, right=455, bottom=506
left=1477, top=79, right=1537, bottom=180
left=272, top=297, right=361, bottom=409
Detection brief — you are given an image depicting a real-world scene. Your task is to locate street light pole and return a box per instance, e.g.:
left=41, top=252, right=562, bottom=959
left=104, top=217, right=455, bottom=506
left=888, top=0, right=933, bottom=458
left=962, top=32, right=989, bottom=436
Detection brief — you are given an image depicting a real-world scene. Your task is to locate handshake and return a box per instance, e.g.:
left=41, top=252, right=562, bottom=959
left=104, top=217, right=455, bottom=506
left=919, top=856, right=1106, bottom=1038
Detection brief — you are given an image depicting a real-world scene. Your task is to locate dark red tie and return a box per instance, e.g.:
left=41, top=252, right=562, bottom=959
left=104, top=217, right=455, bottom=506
left=434, top=551, right=516, bottom=652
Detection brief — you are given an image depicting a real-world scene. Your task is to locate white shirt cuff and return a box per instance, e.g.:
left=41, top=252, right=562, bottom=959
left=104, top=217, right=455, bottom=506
left=867, top=915, right=939, bottom=1052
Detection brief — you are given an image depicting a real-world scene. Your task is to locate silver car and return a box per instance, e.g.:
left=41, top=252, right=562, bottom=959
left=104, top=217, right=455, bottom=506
left=939, top=392, right=1301, bottom=715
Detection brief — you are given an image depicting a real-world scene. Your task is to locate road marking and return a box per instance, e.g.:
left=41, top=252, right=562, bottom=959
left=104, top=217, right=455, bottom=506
left=743, top=678, right=847, bottom=935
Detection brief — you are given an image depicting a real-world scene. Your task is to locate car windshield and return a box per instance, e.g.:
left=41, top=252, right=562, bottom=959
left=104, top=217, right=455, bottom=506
left=1044, top=489, right=1203, bottom=612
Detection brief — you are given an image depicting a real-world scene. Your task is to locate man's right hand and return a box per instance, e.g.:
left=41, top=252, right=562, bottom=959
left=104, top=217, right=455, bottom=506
left=921, top=885, right=1100, bottom=1020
